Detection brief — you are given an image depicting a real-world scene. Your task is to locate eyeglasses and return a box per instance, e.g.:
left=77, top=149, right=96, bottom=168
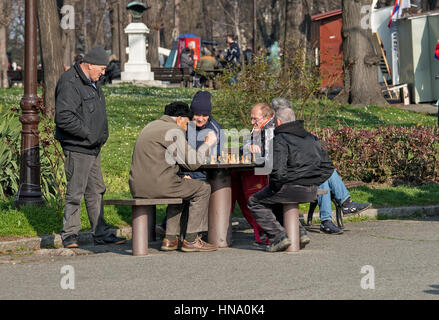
left=250, top=116, right=264, bottom=122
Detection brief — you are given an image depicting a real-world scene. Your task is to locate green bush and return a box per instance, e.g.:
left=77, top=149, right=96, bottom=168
left=318, top=125, right=439, bottom=184
left=213, top=41, right=321, bottom=129
left=0, top=110, right=66, bottom=207
left=0, top=111, right=20, bottom=198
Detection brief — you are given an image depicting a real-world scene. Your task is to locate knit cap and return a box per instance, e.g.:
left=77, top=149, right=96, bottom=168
left=83, top=46, right=109, bottom=66
left=190, top=91, right=212, bottom=116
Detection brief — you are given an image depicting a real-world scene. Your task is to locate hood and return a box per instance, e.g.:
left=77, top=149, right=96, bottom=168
left=274, top=120, right=308, bottom=138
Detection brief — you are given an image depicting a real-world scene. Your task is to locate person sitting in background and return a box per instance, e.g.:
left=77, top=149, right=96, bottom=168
left=271, top=98, right=372, bottom=234
left=102, top=54, right=121, bottom=85
left=196, top=47, right=220, bottom=88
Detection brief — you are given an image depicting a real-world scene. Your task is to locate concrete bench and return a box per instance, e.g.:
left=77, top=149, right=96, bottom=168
left=103, top=198, right=183, bottom=256
left=282, top=189, right=328, bottom=253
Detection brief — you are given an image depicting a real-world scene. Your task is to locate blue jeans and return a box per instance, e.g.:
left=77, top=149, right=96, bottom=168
left=317, top=170, right=350, bottom=222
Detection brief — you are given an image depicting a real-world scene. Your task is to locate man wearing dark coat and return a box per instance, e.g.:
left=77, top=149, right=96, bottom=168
left=248, top=107, right=334, bottom=252
left=55, top=46, right=126, bottom=248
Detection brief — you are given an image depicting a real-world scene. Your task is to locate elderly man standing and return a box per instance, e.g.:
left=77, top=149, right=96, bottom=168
left=55, top=46, right=126, bottom=248
left=129, top=102, right=218, bottom=252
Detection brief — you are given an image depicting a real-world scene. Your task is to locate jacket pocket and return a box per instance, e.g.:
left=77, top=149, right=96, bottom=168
left=82, top=95, right=95, bottom=113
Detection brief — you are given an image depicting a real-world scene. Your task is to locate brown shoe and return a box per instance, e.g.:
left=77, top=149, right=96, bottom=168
left=181, top=236, right=217, bottom=252
left=161, top=237, right=179, bottom=251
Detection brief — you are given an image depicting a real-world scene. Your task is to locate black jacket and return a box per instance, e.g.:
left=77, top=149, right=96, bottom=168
left=269, top=120, right=334, bottom=192
left=54, top=62, right=109, bottom=155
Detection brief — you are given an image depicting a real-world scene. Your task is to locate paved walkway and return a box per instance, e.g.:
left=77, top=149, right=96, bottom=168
left=1, top=219, right=438, bottom=300
left=396, top=103, right=438, bottom=116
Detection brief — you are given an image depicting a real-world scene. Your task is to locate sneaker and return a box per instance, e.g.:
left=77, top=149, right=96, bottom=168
left=253, top=231, right=270, bottom=247
left=320, top=220, right=343, bottom=234
left=265, top=235, right=292, bottom=252
left=300, top=224, right=310, bottom=248
left=342, top=200, right=371, bottom=216
left=94, top=234, right=127, bottom=246
left=62, top=235, right=79, bottom=248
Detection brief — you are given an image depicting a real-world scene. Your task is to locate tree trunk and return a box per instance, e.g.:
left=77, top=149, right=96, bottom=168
left=0, top=0, right=10, bottom=88
left=61, top=0, right=76, bottom=68
left=110, top=0, right=120, bottom=58
left=37, top=0, right=64, bottom=118
left=337, top=0, right=387, bottom=106
left=174, top=0, right=181, bottom=38
left=144, top=0, right=162, bottom=68
left=0, top=23, right=8, bottom=89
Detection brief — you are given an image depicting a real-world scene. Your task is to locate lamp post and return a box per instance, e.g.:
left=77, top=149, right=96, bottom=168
left=14, top=0, right=44, bottom=208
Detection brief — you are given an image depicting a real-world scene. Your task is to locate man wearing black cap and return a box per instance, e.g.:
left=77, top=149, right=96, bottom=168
left=55, top=45, right=126, bottom=248
left=129, top=102, right=218, bottom=252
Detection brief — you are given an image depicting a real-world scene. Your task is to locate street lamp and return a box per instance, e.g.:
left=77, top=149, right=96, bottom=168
left=14, top=0, right=44, bottom=207
left=127, top=1, right=149, bottom=22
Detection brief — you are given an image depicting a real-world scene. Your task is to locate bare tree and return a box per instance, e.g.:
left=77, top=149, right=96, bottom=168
left=60, top=0, right=77, bottom=68
left=37, top=0, right=64, bottom=117
left=0, top=0, right=12, bottom=88
left=144, top=0, right=168, bottom=67
left=337, top=0, right=387, bottom=106
left=110, top=0, right=128, bottom=64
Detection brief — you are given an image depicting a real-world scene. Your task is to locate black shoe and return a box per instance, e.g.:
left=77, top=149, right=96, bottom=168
left=320, top=220, right=343, bottom=234
left=342, top=201, right=371, bottom=216
left=299, top=224, right=310, bottom=248
left=94, top=234, right=127, bottom=246
left=265, top=235, right=292, bottom=252
left=63, top=235, right=79, bottom=248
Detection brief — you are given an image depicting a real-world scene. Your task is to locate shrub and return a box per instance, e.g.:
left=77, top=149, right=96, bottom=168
left=213, top=40, right=322, bottom=130
left=318, top=126, right=439, bottom=184
left=0, top=109, right=66, bottom=208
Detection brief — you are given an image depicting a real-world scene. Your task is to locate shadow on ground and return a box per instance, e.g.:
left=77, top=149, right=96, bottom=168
left=424, top=285, right=439, bottom=295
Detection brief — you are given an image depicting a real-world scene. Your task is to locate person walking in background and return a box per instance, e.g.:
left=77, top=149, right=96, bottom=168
left=225, top=34, right=241, bottom=84
left=55, top=45, right=126, bottom=248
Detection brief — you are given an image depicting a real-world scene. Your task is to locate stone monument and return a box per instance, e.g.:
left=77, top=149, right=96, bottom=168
left=120, top=1, right=155, bottom=82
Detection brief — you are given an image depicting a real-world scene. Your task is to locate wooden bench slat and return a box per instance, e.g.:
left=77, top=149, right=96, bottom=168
left=103, top=198, right=183, bottom=206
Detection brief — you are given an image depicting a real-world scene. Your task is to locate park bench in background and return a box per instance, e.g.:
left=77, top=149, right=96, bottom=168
left=103, top=198, right=183, bottom=256
left=7, top=70, right=44, bottom=86
left=151, top=67, right=193, bottom=87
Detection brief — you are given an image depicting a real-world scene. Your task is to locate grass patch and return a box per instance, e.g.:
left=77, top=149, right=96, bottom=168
left=0, top=86, right=438, bottom=238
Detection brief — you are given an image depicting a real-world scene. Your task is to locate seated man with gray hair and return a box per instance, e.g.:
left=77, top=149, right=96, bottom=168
left=248, top=105, right=334, bottom=252
left=271, top=98, right=371, bottom=234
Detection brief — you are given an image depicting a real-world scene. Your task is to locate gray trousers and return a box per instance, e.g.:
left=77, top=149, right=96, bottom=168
left=61, top=150, right=110, bottom=241
left=248, top=184, right=317, bottom=242
left=165, top=179, right=211, bottom=237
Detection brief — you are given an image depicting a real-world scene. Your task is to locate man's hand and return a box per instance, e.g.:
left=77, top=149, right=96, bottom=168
left=183, top=175, right=192, bottom=180
left=204, top=131, right=217, bottom=147
left=249, top=144, right=262, bottom=154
